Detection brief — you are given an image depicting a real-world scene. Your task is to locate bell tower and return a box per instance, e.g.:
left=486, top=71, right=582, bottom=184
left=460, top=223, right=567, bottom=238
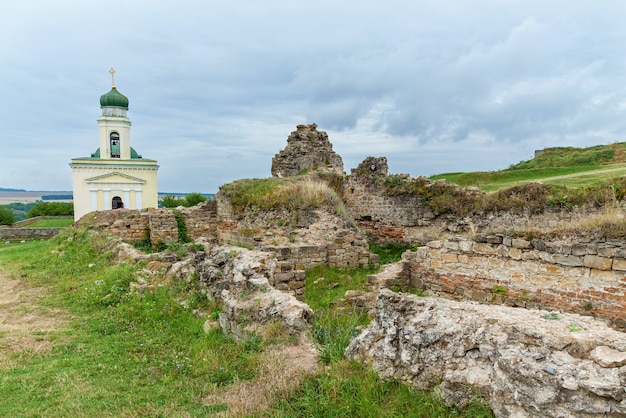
left=98, top=68, right=132, bottom=160
left=70, top=69, right=159, bottom=221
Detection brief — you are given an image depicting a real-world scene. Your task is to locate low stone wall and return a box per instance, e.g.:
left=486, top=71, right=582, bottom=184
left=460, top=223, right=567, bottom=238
left=0, top=227, right=64, bottom=240
left=403, top=235, right=626, bottom=330
left=75, top=200, right=219, bottom=246
left=0, top=216, right=73, bottom=240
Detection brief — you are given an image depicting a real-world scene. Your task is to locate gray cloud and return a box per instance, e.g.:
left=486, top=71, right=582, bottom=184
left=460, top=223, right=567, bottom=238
left=3, top=1, right=626, bottom=192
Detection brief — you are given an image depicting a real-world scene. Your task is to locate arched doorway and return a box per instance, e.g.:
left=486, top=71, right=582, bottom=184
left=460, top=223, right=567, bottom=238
left=112, top=196, right=124, bottom=209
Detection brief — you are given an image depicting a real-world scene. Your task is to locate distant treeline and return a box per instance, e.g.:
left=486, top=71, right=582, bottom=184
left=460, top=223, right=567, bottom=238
left=0, top=187, right=26, bottom=192
left=42, top=194, right=73, bottom=200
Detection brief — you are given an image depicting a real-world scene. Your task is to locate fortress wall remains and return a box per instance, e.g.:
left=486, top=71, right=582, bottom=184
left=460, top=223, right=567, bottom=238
left=393, top=235, right=626, bottom=330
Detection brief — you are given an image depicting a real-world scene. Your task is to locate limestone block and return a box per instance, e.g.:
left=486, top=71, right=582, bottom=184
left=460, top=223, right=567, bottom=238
left=427, top=240, right=442, bottom=249
left=443, top=240, right=459, bottom=251
left=441, top=253, right=458, bottom=263
left=612, top=258, right=626, bottom=271
left=586, top=243, right=598, bottom=255
left=572, top=244, right=587, bottom=255
left=614, top=248, right=626, bottom=259
left=472, top=243, right=496, bottom=255
left=544, top=264, right=563, bottom=275
left=554, top=255, right=584, bottom=267
left=508, top=247, right=522, bottom=260
left=538, top=251, right=555, bottom=264
left=430, top=259, right=443, bottom=269
left=274, top=283, right=290, bottom=291
left=597, top=245, right=616, bottom=258
left=531, top=239, right=546, bottom=251
left=486, top=235, right=503, bottom=244
left=589, top=269, right=619, bottom=284
left=520, top=250, right=538, bottom=261
left=584, top=255, right=612, bottom=271
left=589, top=346, right=626, bottom=367
left=495, top=245, right=509, bottom=257
left=288, top=280, right=305, bottom=290
left=512, top=238, right=532, bottom=249
left=458, top=240, right=473, bottom=252
left=561, top=244, right=572, bottom=255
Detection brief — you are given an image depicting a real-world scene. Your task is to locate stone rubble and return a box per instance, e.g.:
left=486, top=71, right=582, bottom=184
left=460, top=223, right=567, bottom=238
left=346, top=289, right=626, bottom=418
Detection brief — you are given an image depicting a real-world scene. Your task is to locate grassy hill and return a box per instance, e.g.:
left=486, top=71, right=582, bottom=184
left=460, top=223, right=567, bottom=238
left=430, top=142, right=626, bottom=192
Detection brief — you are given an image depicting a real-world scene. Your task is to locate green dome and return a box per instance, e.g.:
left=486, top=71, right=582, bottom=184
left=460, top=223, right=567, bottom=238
left=100, top=87, right=129, bottom=109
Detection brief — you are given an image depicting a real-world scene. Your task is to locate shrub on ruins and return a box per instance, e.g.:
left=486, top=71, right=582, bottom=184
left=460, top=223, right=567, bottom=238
left=380, top=172, right=626, bottom=219
left=161, top=192, right=207, bottom=208
left=220, top=177, right=347, bottom=218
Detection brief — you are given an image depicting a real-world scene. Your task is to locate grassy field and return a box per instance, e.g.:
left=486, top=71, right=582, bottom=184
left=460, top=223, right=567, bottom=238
left=0, top=232, right=493, bottom=417
left=430, top=143, right=626, bottom=192
left=23, top=218, right=74, bottom=228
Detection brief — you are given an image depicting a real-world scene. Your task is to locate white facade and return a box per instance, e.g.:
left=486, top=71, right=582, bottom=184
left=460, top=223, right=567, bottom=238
left=70, top=76, right=159, bottom=221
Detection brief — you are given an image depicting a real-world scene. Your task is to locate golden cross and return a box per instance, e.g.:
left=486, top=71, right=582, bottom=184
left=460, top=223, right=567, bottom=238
left=109, top=67, right=116, bottom=88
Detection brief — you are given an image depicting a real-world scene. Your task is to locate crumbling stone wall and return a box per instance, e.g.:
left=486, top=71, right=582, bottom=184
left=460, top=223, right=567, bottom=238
left=262, top=231, right=376, bottom=300
left=74, top=201, right=219, bottom=246
left=367, top=235, right=626, bottom=330
left=271, top=124, right=344, bottom=177
left=346, top=289, right=626, bottom=418
left=0, top=227, right=64, bottom=240
left=180, top=199, right=218, bottom=242
left=343, top=156, right=617, bottom=245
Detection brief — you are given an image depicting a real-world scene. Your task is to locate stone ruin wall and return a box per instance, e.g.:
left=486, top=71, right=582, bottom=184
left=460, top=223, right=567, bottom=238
left=366, top=234, right=626, bottom=331
left=77, top=200, right=219, bottom=246
left=215, top=192, right=376, bottom=300
left=271, top=123, right=344, bottom=177
left=86, top=191, right=376, bottom=301
left=343, top=170, right=613, bottom=245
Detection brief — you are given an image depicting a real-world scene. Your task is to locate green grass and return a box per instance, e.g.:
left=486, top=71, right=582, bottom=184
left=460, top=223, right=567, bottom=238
left=430, top=142, right=626, bottom=192
left=370, top=243, right=413, bottom=264
left=23, top=218, right=74, bottom=228
left=0, top=230, right=263, bottom=417
left=261, top=262, right=494, bottom=417
left=0, top=230, right=493, bottom=417
left=268, top=360, right=493, bottom=418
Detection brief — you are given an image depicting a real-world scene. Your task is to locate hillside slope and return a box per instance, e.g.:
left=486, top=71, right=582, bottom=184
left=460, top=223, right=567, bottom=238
left=431, top=142, right=626, bottom=191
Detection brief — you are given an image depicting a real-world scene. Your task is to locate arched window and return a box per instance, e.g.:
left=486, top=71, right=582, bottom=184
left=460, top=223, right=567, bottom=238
left=112, top=196, right=124, bottom=209
left=110, top=132, right=120, bottom=158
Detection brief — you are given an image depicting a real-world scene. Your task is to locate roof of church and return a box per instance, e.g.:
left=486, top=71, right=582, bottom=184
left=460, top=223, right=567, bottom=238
left=91, top=147, right=143, bottom=159
left=100, top=86, right=129, bottom=109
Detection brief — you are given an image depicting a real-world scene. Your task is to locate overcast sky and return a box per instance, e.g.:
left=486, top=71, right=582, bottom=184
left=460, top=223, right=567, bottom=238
left=3, top=1, right=626, bottom=193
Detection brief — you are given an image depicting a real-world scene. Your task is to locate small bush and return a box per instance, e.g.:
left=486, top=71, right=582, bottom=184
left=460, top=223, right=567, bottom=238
left=0, top=206, right=15, bottom=225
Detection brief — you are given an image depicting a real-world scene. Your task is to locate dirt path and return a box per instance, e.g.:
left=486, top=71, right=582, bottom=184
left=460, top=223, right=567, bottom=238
left=534, top=165, right=626, bottom=182
left=0, top=271, right=67, bottom=367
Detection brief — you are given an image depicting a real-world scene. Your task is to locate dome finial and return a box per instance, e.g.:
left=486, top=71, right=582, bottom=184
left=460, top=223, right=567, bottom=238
left=108, top=67, right=116, bottom=88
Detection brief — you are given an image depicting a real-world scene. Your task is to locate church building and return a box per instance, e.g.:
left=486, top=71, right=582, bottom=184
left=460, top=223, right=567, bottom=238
left=70, top=69, right=159, bottom=221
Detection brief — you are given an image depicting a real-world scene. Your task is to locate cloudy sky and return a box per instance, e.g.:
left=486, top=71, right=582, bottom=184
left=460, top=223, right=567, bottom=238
left=3, top=1, right=626, bottom=193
